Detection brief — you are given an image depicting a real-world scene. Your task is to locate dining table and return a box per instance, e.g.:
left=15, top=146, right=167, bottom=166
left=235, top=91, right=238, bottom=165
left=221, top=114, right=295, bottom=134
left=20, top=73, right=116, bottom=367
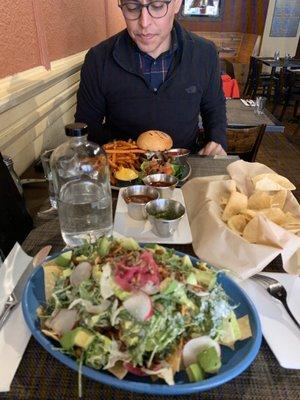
left=199, top=99, right=284, bottom=134
left=255, top=57, right=300, bottom=75
left=2, top=156, right=300, bottom=400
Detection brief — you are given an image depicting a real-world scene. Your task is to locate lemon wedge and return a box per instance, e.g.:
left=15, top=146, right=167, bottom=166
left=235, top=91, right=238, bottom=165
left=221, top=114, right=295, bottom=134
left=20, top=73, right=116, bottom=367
left=115, top=167, right=138, bottom=181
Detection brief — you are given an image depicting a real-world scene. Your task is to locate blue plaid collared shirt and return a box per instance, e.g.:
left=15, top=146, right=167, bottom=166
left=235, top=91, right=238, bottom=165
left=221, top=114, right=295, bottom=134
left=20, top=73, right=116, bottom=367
left=136, top=29, right=178, bottom=90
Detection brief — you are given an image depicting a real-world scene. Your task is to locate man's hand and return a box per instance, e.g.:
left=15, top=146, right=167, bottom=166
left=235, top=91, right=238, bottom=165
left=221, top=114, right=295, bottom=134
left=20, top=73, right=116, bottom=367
left=198, top=141, right=227, bottom=156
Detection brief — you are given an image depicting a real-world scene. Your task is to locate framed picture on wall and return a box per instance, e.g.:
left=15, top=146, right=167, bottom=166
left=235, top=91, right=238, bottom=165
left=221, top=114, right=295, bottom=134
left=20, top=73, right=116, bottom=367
left=270, top=0, right=300, bottom=37
left=180, top=0, right=223, bottom=19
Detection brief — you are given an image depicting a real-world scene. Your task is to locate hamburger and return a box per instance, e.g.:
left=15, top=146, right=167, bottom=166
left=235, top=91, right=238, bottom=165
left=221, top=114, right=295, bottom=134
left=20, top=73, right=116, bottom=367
left=137, top=130, right=173, bottom=152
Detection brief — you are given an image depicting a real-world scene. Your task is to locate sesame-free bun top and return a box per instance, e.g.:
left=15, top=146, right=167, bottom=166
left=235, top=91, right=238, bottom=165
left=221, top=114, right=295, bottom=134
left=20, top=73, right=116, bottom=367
left=137, top=130, right=173, bottom=151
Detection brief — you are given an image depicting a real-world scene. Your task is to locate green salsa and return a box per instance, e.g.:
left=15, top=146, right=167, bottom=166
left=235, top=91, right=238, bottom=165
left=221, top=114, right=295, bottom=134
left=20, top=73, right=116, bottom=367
left=152, top=209, right=182, bottom=220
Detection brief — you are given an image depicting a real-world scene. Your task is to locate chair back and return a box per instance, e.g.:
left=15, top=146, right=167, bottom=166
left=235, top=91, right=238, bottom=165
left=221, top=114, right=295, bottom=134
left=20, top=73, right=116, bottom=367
left=243, top=56, right=263, bottom=96
left=0, top=152, right=33, bottom=257
left=227, top=124, right=266, bottom=162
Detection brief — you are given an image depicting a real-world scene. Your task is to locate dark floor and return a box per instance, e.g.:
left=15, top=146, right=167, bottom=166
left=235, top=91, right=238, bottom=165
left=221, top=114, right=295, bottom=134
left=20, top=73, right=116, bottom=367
left=255, top=105, right=300, bottom=200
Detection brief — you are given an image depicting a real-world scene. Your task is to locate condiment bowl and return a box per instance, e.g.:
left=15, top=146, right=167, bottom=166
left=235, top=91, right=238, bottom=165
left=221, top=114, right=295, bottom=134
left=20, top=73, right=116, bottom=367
left=145, top=199, right=185, bottom=237
left=142, top=173, right=178, bottom=199
left=163, top=148, right=190, bottom=164
left=122, top=185, right=159, bottom=220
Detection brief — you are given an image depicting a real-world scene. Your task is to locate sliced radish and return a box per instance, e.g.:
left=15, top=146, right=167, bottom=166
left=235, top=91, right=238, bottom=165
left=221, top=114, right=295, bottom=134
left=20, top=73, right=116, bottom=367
left=100, top=263, right=114, bottom=299
left=70, top=261, right=92, bottom=287
left=141, top=282, right=159, bottom=295
left=182, top=336, right=221, bottom=368
left=45, top=309, right=78, bottom=335
left=123, top=291, right=153, bottom=321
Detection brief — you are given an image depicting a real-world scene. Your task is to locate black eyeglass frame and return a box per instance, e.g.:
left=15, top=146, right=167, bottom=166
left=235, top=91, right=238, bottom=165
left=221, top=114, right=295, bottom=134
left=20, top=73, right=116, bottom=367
left=118, top=1, right=172, bottom=20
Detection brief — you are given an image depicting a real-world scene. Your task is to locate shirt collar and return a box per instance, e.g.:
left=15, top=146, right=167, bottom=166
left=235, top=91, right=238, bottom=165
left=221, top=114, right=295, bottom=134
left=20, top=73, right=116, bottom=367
left=133, top=27, right=178, bottom=60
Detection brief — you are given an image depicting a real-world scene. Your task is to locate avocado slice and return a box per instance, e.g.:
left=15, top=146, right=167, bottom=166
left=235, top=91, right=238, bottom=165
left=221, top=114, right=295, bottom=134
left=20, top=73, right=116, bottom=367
left=182, top=255, right=193, bottom=269
left=186, top=363, right=205, bottom=382
left=112, top=282, right=131, bottom=300
left=186, top=272, right=198, bottom=286
left=54, top=250, right=72, bottom=268
left=162, top=279, right=180, bottom=295
left=118, top=237, right=139, bottom=251
left=75, top=255, right=88, bottom=263
left=60, top=327, right=95, bottom=350
left=219, top=311, right=242, bottom=348
left=62, top=267, right=72, bottom=278
left=92, top=264, right=102, bottom=282
left=194, top=269, right=216, bottom=290
left=97, top=236, right=111, bottom=257
left=197, top=346, right=221, bottom=374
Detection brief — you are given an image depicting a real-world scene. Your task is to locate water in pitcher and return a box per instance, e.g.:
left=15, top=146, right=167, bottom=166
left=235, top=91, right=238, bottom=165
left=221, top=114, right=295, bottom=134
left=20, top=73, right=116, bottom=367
left=58, top=178, right=113, bottom=247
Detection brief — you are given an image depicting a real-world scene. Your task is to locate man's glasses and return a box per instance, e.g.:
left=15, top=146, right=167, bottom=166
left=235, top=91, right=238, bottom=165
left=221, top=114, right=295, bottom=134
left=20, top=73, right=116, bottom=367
left=118, top=1, right=172, bottom=20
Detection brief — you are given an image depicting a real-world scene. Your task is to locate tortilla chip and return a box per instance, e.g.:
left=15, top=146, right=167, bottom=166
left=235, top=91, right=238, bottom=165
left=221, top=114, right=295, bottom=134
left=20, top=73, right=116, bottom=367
left=280, top=212, right=300, bottom=233
left=259, top=208, right=287, bottom=225
left=271, top=190, right=287, bottom=209
left=41, top=329, right=60, bottom=342
left=165, top=342, right=183, bottom=373
left=238, top=315, right=252, bottom=341
left=43, top=264, right=63, bottom=301
left=242, top=216, right=283, bottom=247
left=227, top=214, right=249, bottom=235
left=142, top=366, right=174, bottom=386
left=222, top=191, right=248, bottom=221
left=240, top=208, right=257, bottom=220
left=252, top=173, right=295, bottom=191
left=220, top=196, right=228, bottom=208
left=248, top=191, right=272, bottom=210
left=108, top=362, right=128, bottom=380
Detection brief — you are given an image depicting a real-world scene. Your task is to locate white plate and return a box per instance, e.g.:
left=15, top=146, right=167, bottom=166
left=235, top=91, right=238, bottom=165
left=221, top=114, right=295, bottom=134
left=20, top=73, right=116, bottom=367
left=113, top=188, right=193, bottom=244
left=240, top=273, right=300, bottom=369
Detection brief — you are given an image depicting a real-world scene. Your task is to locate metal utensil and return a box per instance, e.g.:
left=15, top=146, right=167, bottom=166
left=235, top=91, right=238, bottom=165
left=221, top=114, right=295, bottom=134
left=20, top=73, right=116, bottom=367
left=20, top=178, right=47, bottom=185
left=251, top=274, right=300, bottom=329
left=0, top=245, right=52, bottom=329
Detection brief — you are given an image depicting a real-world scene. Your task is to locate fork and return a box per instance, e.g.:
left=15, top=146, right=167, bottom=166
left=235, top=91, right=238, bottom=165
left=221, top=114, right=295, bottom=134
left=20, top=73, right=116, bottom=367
left=251, top=274, right=300, bottom=329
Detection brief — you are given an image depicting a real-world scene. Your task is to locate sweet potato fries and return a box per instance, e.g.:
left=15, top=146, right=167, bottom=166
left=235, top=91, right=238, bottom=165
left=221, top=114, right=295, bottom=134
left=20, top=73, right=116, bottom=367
left=103, top=140, right=145, bottom=185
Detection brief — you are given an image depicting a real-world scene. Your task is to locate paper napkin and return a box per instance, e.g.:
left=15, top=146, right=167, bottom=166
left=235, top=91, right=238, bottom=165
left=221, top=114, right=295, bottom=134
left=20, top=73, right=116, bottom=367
left=240, top=273, right=300, bottom=369
left=0, top=243, right=32, bottom=392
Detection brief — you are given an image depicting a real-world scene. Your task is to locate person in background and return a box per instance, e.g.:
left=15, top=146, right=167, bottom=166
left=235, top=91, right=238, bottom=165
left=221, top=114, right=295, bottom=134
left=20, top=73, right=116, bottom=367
left=75, top=0, right=227, bottom=155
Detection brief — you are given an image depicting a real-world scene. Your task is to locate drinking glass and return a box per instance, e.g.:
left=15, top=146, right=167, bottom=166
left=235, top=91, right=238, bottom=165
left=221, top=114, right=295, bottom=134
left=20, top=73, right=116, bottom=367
left=38, top=149, right=57, bottom=218
left=274, top=50, right=280, bottom=61
left=254, top=96, right=266, bottom=115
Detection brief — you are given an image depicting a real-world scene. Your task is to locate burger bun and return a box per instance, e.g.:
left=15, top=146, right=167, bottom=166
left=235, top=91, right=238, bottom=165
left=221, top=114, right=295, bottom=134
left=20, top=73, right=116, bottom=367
left=137, top=130, right=173, bottom=152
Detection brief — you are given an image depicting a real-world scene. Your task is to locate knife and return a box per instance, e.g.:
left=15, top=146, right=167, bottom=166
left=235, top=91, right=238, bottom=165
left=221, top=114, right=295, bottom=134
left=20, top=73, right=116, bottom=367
left=0, top=245, right=52, bottom=330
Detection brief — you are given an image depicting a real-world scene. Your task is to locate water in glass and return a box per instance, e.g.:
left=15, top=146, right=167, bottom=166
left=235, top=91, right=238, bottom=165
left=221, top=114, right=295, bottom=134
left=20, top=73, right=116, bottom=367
left=59, top=178, right=113, bottom=247
left=41, top=149, right=57, bottom=208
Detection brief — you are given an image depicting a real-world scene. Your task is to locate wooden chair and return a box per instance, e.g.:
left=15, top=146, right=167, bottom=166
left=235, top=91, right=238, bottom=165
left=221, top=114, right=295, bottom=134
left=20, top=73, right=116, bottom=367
left=220, top=59, right=235, bottom=78
left=273, top=70, right=300, bottom=120
left=243, top=57, right=278, bottom=101
left=227, top=124, right=266, bottom=162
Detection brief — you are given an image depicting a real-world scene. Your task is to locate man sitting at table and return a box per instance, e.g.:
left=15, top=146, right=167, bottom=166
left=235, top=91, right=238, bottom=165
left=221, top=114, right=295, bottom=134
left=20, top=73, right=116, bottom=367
left=75, top=0, right=227, bottom=155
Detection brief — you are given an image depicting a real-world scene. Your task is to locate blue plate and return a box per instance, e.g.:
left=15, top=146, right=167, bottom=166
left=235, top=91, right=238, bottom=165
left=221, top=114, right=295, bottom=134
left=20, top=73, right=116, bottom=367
left=22, top=251, right=262, bottom=395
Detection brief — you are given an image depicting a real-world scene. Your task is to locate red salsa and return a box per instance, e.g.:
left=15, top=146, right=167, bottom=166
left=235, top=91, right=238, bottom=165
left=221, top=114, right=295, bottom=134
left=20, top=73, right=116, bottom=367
left=148, top=181, right=173, bottom=187
left=124, top=194, right=155, bottom=204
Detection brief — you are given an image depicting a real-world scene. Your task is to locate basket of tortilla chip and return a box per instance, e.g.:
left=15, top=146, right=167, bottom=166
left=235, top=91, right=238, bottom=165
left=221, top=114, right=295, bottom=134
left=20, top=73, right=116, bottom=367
left=182, top=160, right=300, bottom=279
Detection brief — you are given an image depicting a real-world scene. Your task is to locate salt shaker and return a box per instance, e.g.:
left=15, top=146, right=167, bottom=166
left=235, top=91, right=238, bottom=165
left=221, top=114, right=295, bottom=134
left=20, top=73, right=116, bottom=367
left=50, top=123, right=113, bottom=247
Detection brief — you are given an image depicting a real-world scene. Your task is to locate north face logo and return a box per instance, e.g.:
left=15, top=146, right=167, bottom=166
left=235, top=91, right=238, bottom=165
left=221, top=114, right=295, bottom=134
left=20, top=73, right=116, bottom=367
left=185, top=85, right=197, bottom=94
